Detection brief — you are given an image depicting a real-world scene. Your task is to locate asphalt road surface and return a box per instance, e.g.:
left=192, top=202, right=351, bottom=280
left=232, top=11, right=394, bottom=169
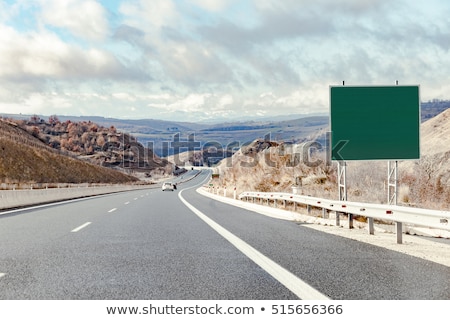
left=0, top=170, right=448, bottom=299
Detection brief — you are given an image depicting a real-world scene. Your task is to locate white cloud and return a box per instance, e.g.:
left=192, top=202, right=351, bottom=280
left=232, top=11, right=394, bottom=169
left=24, top=92, right=72, bottom=109
left=112, top=92, right=136, bottom=101
left=0, top=24, right=131, bottom=80
left=39, top=0, right=109, bottom=41
left=167, top=93, right=211, bottom=113
left=119, top=0, right=179, bottom=29
left=217, top=94, right=234, bottom=109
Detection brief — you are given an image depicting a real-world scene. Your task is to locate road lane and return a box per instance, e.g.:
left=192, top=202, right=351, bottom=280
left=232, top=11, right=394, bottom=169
left=0, top=176, right=297, bottom=299
left=179, top=186, right=329, bottom=300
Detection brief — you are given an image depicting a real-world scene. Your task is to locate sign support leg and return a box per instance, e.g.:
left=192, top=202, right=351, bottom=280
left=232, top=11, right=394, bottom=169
left=388, top=160, right=402, bottom=243
left=338, top=161, right=352, bottom=228
left=388, top=160, right=398, bottom=205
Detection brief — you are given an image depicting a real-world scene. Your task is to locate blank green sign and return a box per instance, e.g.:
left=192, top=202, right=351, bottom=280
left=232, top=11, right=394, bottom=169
left=330, top=86, right=420, bottom=161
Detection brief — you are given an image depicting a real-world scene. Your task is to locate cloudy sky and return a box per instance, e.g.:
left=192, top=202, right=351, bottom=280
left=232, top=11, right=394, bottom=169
left=0, top=0, right=449, bottom=122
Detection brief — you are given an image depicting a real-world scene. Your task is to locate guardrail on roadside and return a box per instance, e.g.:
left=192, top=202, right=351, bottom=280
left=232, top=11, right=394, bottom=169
left=238, top=191, right=450, bottom=244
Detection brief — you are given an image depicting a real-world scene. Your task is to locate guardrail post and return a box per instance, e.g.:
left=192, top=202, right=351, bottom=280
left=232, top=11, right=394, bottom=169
left=307, top=204, right=311, bottom=214
left=368, top=217, right=374, bottom=235
left=224, top=187, right=226, bottom=197
left=322, top=208, right=327, bottom=219
left=335, top=212, right=340, bottom=227
left=233, top=187, right=236, bottom=200
left=348, top=213, right=354, bottom=229
left=396, top=222, right=403, bottom=244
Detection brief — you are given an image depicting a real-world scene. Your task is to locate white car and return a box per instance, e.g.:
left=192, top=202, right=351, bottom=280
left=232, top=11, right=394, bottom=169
left=161, top=182, right=175, bottom=191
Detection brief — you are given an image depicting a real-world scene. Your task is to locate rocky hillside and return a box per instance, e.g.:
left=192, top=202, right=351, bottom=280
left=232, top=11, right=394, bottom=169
left=0, top=118, right=139, bottom=184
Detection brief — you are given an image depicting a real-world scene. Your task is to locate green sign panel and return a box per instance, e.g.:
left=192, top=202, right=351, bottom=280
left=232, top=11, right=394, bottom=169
left=330, top=85, right=420, bottom=161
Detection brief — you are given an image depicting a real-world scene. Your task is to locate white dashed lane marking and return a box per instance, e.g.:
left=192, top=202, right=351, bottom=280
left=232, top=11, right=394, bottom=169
left=71, top=222, right=92, bottom=233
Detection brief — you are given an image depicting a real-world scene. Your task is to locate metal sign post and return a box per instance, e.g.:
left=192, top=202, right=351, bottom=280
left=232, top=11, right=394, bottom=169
left=337, top=161, right=350, bottom=228
left=338, top=161, right=347, bottom=201
left=388, top=160, right=398, bottom=205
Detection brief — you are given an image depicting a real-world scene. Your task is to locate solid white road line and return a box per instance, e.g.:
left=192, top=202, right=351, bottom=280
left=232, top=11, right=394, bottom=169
left=178, top=189, right=330, bottom=300
left=71, top=222, right=92, bottom=233
left=108, top=208, right=117, bottom=213
left=0, top=194, right=110, bottom=217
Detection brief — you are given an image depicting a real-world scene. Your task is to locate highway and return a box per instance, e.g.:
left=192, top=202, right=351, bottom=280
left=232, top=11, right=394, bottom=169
left=0, top=170, right=448, bottom=299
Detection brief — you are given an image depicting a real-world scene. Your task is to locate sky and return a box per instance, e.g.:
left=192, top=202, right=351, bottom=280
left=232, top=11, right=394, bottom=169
left=0, top=0, right=449, bottom=122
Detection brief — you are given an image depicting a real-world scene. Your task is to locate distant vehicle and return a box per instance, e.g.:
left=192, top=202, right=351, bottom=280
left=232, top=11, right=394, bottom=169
left=161, top=182, right=175, bottom=192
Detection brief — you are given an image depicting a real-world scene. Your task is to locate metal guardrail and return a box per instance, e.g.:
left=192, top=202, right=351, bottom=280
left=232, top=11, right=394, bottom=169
left=239, top=191, right=450, bottom=244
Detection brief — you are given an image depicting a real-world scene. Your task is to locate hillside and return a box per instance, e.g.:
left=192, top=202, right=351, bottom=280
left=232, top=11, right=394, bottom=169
left=419, top=108, right=450, bottom=156
left=0, top=119, right=139, bottom=184
left=216, top=108, right=450, bottom=210
left=5, top=115, right=172, bottom=178
left=0, top=112, right=330, bottom=157
left=398, top=108, right=450, bottom=206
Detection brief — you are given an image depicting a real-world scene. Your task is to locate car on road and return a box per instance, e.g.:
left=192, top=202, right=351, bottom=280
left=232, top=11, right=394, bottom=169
left=161, top=182, right=175, bottom=191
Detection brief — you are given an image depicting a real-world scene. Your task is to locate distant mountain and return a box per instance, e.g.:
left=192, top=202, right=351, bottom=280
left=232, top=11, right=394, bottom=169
left=196, top=112, right=328, bottom=123
left=421, top=99, right=450, bottom=122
